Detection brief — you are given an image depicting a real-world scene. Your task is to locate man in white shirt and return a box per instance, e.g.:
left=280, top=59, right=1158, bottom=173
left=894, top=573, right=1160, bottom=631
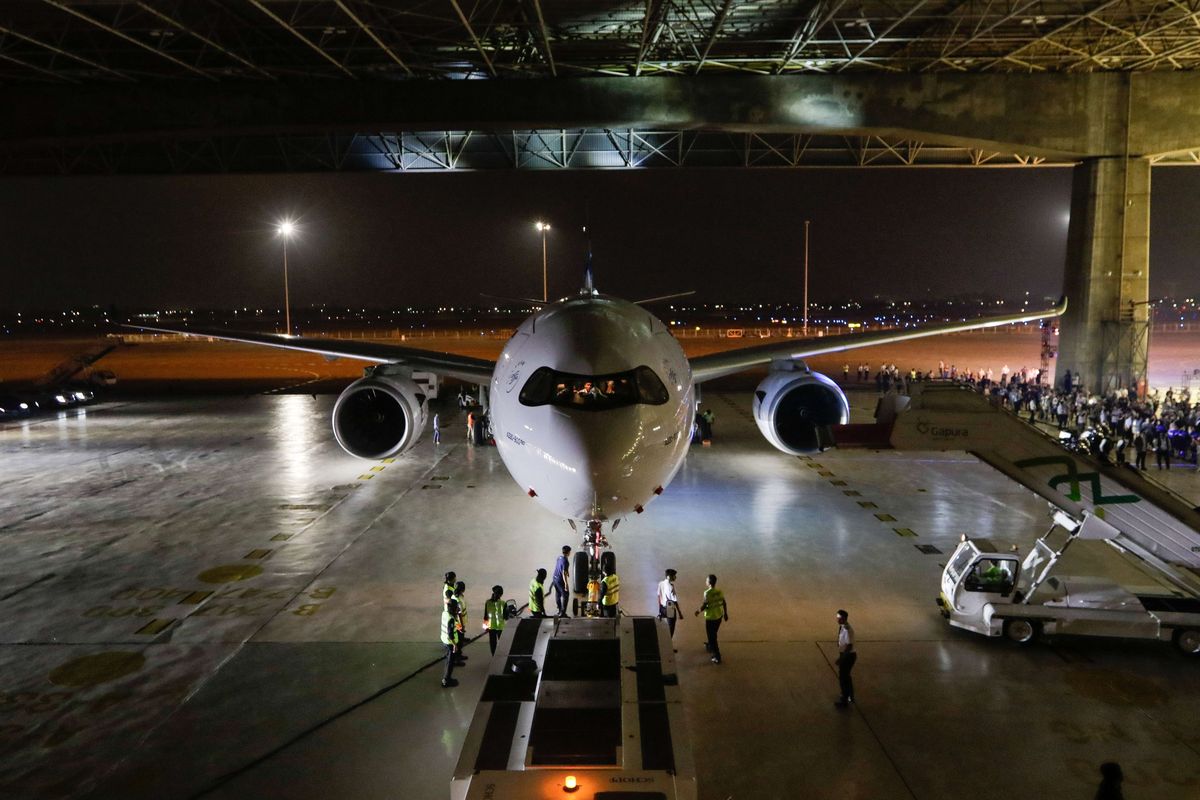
left=834, top=609, right=856, bottom=708
left=656, top=569, right=681, bottom=638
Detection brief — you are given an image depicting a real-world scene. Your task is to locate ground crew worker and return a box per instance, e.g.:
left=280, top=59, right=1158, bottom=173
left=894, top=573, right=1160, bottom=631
left=441, top=599, right=461, bottom=688
left=453, top=581, right=469, bottom=664
left=695, top=574, right=727, bottom=664
left=834, top=609, right=856, bottom=707
left=432, top=413, right=441, bottom=444
left=600, top=565, right=620, bottom=618
left=552, top=545, right=571, bottom=617
left=442, top=571, right=456, bottom=606
left=529, top=569, right=548, bottom=617
left=466, top=411, right=475, bottom=444
left=483, top=585, right=506, bottom=655
left=657, top=568, right=681, bottom=637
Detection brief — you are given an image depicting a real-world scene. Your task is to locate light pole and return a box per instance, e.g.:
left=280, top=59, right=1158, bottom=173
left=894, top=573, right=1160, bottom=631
left=803, top=219, right=810, bottom=337
left=535, top=221, right=551, bottom=302
left=277, top=219, right=296, bottom=334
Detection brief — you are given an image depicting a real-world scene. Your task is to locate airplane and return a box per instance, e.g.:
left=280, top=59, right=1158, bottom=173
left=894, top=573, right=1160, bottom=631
left=131, top=277, right=1065, bottom=606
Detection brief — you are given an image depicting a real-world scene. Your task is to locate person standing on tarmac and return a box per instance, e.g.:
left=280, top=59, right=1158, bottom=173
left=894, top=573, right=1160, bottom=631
left=657, top=569, right=681, bottom=638
left=442, top=572, right=457, bottom=606
left=453, top=581, right=469, bottom=665
left=466, top=410, right=475, bottom=444
left=441, top=598, right=461, bottom=688
left=695, top=574, right=727, bottom=664
left=600, top=564, right=620, bottom=618
left=432, top=413, right=441, bottom=445
left=529, top=569, right=548, bottom=617
left=834, top=609, right=856, bottom=708
left=483, top=585, right=506, bottom=655
left=552, top=545, right=571, bottom=617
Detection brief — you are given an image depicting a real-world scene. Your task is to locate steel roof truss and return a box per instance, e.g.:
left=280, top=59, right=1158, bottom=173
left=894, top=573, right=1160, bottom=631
left=38, top=0, right=215, bottom=80
left=448, top=0, right=497, bottom=77
left=244, top=0, right=355, bottom=78
left=0, top=23, right=132, bottom=81
left=838, top=0, right=927, bottom=73
left=135, top=2, right=274, bottom=79
left=777, top=0, right=848, bottom=74
left=333, top=0, right=413, bottom=76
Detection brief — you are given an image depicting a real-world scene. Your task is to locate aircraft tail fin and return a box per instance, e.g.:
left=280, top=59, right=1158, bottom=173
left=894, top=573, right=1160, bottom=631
left=582, top=225, right=597, bottom=296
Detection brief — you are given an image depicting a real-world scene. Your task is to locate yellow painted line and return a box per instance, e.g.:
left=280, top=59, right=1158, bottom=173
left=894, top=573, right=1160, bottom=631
left=857, top=501, right=877, bottom=509
left=817, top=471, right=835, bottom=477
left=843, top=490, right=861, bottom=496
left=875, top=513, right=897, bottom=522
left=894, top=528, right=918, bottom=537
left=358, top=474, right=374, bottom=480
left=179, top=591, right=212, bottom=605
left=244, top=549, right=272, bottom=559
left=136, top=619, right=175, bottom=636
left=381, top=458, right=396, bottom=464
left=271, top=534, right=292, bottom=542
left=830, top=480, right=847, bottom=486
left=806, top=463, right=823, bottom=469
left=370, top=465, right=386, bottom=472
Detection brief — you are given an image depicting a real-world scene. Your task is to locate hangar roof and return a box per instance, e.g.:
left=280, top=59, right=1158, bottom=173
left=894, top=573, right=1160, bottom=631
left=3, top=0, right=1198, bottom=84
left=4, top=2, right=1199, bottom=174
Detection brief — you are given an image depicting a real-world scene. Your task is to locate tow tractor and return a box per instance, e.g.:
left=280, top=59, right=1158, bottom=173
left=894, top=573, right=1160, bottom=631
left=938, top=509, right=1200, bottom=654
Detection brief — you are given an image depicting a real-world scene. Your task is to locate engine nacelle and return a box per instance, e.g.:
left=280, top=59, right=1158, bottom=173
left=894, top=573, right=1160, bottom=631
left=752, top=362, right=849, bottom=455
left=332, top=371, right=429, bottom=459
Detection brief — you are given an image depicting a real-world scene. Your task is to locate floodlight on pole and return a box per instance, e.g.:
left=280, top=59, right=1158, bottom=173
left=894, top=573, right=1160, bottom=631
left=803, top=219, right=810, bottom=338
left=535, top=221, right=551, bottom=302
left=276, top=219, right=297, bottom=335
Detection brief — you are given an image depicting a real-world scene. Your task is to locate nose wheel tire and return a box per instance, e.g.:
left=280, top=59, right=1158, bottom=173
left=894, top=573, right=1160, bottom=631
left=1174, top=628, right=1200, bottom=656
left=571, top=551, right=589, bottom=596
left=1003, top=618, right=1038, bottom=645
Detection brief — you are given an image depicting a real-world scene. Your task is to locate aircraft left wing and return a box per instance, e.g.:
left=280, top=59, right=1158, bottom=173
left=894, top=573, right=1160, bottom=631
left=688, top=298, right=1067, bottom=383
left=125, top=324, right=496, bottom=384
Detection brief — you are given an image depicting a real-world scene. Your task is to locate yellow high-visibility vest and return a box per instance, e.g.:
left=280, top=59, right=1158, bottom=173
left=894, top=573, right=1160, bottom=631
left=529, top=578, right=545, bottom=613
left=485, top=598, right=506, bottom=631
left=602, top=574, right=620, bottom=606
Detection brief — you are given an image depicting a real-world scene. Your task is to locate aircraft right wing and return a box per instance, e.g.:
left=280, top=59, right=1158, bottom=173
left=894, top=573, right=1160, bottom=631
left=124, top=324, right=496, bottom=384
left=688, top=298, right=1067, bottom=383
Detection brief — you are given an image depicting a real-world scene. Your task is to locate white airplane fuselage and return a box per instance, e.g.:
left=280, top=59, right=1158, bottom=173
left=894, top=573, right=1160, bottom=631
left=490, top=294, right=695, bottom=521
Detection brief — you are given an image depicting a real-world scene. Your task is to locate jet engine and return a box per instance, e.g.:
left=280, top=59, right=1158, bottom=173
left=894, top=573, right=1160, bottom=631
left=752, top=362, right=849, bottom=455
left=332, top=370, right=429, bottom=459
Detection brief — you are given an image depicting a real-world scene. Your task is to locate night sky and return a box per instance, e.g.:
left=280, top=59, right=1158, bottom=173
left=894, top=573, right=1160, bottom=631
left=2, top=166, right=1197, bottom=311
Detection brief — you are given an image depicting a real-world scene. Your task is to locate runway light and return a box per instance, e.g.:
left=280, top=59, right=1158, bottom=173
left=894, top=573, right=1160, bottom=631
left=563, top=775, right=578, bottom=793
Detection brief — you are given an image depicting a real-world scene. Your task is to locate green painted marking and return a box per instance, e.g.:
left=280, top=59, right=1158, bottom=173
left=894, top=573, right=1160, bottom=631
left=1013, top=456, right=1140, bottom=505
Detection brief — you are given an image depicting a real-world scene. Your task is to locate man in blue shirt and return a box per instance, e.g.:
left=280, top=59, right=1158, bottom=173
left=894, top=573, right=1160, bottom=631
left=551, top=545, right=571, bottom=617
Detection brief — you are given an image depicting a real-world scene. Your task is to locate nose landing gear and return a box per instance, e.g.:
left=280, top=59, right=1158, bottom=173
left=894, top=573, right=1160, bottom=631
left=571, top=519, right=615, bottom=617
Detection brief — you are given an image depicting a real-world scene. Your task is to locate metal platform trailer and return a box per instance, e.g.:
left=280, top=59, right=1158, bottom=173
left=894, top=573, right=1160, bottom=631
left=450, top=615, right=696, bottom=800
left=937, top=510, right=1200, bottom=654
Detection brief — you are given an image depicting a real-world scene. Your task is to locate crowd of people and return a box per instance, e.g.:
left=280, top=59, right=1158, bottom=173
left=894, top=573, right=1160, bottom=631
left=980, top=375, right=1199, bottom=470
left=846, top=360, right=1200, bottom=471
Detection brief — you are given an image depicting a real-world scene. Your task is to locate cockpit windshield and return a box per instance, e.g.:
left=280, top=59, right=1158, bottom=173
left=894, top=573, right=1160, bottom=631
left=519, top=366, right=670, bottom=411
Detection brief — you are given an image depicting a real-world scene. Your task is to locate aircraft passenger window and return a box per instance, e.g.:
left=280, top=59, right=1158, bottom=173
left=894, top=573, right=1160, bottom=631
left=519, top=366, right=670, bottom=411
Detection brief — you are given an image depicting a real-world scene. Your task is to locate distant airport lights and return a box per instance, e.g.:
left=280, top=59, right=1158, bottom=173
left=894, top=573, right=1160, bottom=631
left=276, top=219, right=297, bottom=335
left=535, top=221, right=551, bottom=302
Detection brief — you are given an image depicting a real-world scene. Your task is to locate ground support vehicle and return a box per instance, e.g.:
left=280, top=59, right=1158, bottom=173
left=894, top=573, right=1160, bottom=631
left=451, top=615, right=696, bottom=800
left=937, top=510, right=1200, bottom=654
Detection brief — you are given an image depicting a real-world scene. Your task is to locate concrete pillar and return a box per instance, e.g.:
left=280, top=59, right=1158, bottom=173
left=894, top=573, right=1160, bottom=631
left=1056, top=156, right=1151, bottom=394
